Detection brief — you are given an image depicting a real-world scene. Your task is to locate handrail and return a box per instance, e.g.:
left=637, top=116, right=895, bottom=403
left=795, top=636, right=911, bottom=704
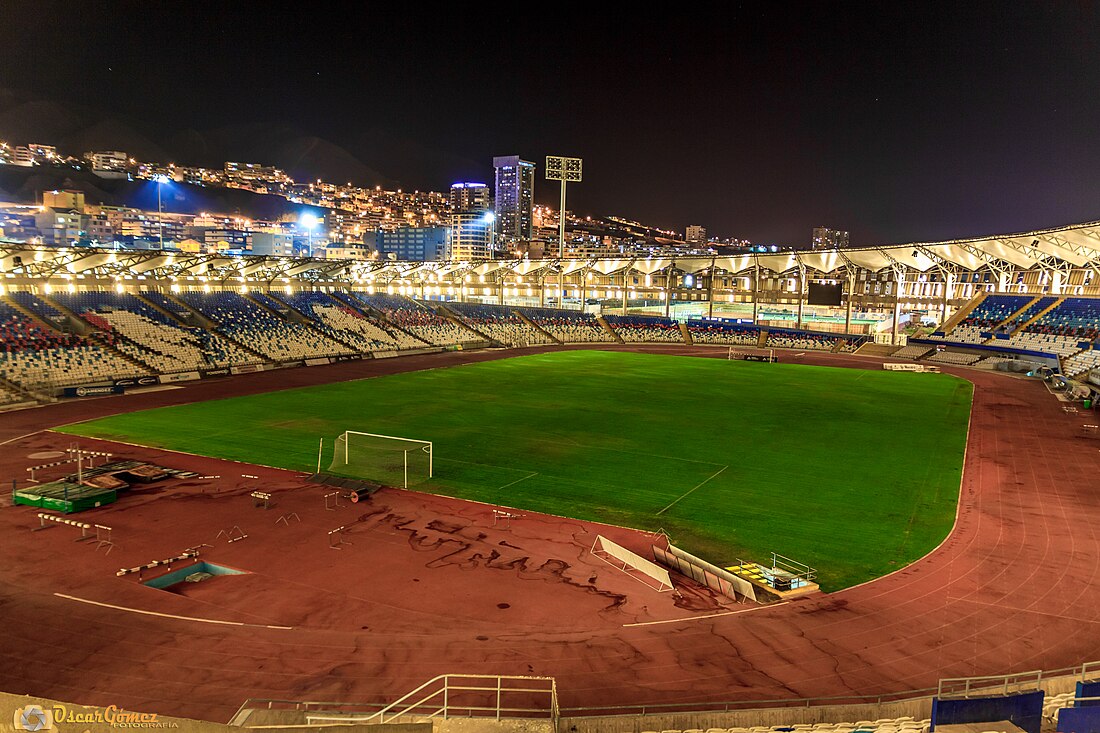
left=228, top=663, right=1098, bottom=726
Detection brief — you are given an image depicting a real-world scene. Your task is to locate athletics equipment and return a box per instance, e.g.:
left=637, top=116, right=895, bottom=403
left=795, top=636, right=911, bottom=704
left=328, top=431, right=433, bottom=489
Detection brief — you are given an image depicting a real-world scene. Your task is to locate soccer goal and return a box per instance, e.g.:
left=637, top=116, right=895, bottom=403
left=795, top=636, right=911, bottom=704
left=328, top=431, right=433, bottom=489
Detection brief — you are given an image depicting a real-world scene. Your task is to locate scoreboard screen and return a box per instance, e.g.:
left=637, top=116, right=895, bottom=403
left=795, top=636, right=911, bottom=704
left=807, top=282, right=843, bottom=306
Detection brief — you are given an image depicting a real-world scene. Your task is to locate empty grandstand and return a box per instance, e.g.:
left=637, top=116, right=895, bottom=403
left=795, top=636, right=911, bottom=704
left=354, top=293, right=478, bottom=346
left=175, top=291, right=356, bottom=362
left=443, top=301, right=554, bottom=346
left=516, top=306, right=616, bottom=343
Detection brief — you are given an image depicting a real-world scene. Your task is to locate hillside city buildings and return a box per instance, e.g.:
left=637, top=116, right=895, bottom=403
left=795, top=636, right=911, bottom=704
left=0, top=137, right=760, bottom=261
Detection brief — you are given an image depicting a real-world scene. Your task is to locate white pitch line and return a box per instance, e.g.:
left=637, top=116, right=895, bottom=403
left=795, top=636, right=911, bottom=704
left=495, top=471, right=539, bottom=491
left=55, top=593, right=293, bottom=630
left=623, top=601, right=789, bottom=627
left=656, top=465, right=728, bottom=515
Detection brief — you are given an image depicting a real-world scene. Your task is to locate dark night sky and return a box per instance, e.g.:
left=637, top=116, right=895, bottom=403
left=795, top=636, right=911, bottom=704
left=1, top=2, right=1098, bottom=246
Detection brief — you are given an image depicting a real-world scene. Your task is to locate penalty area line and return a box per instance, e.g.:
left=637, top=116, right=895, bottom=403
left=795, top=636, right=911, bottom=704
left=655, top=465, right=728, bottom=516
left=54, top=593, right=293, bottom=630
left=623, top=601, right=789, bottom=627
left=495, top=471, right=539, bottom=491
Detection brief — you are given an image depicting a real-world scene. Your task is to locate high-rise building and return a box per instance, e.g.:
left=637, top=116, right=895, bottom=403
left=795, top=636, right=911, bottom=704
left=493, top=155, right=535, bottom=242
left=450, top=211, right=492, bottom=260
left=449, top=182, right=490, bottom=212
left=812, top=227, right=850, bottom=250
left=685, top=225, right=707, bottom=244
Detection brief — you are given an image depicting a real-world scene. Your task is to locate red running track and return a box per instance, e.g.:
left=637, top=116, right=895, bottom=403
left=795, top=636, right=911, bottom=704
left=0, top=344, right=1098, bottom=723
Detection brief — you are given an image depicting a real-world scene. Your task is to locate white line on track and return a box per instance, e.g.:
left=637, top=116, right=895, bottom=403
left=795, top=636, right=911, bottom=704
left=623, top=601, right=789, bottom=627
left=0, top=430, right=43, bottom=446
left=55, top=593, right=293, bottom=630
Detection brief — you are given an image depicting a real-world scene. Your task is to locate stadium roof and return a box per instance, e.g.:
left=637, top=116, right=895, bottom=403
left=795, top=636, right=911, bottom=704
left=4, top=218, right=1100, bottom=283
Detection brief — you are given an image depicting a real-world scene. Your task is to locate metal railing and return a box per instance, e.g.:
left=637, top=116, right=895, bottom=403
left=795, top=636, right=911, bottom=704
left=231, top=674, right=558, bottom=727
left=937, top=670, right=1044, bottom=699
left=230, top=663, right=1100, bottom=726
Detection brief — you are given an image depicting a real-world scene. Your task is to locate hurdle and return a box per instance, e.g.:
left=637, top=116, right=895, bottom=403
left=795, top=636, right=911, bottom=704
left=242, top=473, right=259, bottom=479
left=94, top=524, right=115, bottom=555
left=276, top=512, right=300, bottom=526
left=34, top=512, right=95, bottom=541
left=117, top=549, right=200, bottom=580
left=216, top=525, right=248, bottom=543
left=1082, top=424, right=1099, bottom=438
left=26, top=450, right=113, bottom=483
left=328, top=524, right=352, bottom=549
left=492, top=509, right=523, bottom=528
left=324, top=491, right=342, bottom=511
left=251, top=490, right=272, bottom=509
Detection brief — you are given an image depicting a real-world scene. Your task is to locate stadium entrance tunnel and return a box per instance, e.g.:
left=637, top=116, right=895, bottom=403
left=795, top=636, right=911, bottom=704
left=141, top=561, right=247, bottom=591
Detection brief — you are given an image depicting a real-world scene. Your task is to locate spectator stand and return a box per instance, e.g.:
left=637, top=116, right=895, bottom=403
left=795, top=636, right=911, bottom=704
left=604, top=314, right=686, bottom=344
left=932, top=671, right=1045, bottom=733
left=354, top=294, right=476, bottom=347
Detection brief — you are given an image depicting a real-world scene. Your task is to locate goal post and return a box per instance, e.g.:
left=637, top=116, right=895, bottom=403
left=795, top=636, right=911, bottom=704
left=328, top=431, right=433, bottom=489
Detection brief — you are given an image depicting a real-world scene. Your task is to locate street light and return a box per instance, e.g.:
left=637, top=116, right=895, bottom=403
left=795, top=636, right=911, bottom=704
left=154, top=174, right=170, bottom=250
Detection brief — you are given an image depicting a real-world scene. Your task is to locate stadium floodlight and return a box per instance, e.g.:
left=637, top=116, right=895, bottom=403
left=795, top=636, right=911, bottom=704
left=153, top=175, right=171, bottom=249
left=545, top=156, right=582, bottom=262
left=300, top=213, right=320, bottom=256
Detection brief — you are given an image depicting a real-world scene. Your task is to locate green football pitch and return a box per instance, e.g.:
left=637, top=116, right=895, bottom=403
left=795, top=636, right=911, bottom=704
left=58, top=350, right=972, bottom=590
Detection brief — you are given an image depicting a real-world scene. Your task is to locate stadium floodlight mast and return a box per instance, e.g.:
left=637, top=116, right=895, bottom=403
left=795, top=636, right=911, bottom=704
left=545, top=155, right=582, bottom=263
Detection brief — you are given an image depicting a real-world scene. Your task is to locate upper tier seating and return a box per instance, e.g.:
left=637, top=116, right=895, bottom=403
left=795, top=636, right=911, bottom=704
left=687, top=321, right=760, bottom=346
left=444, top=302, right=554, bottom=346
left=958, top=294, right=1033, bottom=330
left=1003, top=295, right=1057, bottom=332
left=995, top=298, right=1100, bottom=355
left=604, top=314, right=685, bottom=343
left=8, top=291, right=67, bottom=328
left=272, top=291, right=424, bottom=351
left=140, top=291, right=194, bottom=320
left=1021, top=297, right=1100, bottom=339
left=177, top=292, right=354, bottom=361
left=515, top=307, right=615, bottom=343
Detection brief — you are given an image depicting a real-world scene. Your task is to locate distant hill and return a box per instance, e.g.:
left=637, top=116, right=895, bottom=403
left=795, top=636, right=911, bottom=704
left=0, top=165, right=316, bottom=220
left=0, top=88, right=441, bottom=192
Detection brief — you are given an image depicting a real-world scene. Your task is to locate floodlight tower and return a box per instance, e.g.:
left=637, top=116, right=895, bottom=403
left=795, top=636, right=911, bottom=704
left=545, top=156, right=582, bottom=259
left=545, top=156, right=582, bottom=308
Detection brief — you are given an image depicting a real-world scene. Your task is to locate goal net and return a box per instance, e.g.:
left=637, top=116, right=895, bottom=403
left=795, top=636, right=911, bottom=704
left=328, top=431, right=433, bottom=489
